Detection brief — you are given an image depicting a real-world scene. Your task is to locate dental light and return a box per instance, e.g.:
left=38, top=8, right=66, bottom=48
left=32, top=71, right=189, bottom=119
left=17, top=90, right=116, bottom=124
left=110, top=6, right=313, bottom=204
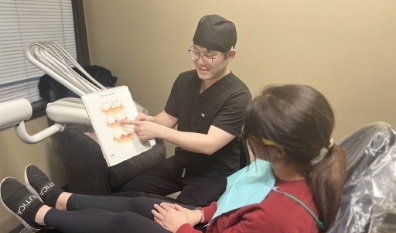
left=1, top=42, right=104, bottom=143
left=0, top=99, right=32, bottom=130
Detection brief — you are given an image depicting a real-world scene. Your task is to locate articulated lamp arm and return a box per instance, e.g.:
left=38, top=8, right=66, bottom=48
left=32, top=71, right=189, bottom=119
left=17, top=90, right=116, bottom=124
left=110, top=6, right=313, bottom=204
left=0, top=98, right=90, bottom=144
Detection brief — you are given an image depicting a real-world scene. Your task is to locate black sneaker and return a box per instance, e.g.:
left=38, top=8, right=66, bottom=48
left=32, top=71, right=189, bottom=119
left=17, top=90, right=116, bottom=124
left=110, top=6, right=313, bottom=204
left=25, top=164, right=62, bottom=207
left=0, top=177, right=43, bottom=232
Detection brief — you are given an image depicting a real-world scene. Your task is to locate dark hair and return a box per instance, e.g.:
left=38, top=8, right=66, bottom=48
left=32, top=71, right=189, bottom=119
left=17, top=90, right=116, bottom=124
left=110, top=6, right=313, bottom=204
left=243, top=84, right=346, bottom=230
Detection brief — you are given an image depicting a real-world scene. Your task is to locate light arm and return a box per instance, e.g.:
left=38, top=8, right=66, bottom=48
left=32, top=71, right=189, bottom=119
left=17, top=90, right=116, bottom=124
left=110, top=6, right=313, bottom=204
left=15, top=121, right=65, bottom=144
left=0, top=97, right=92, bottom=144
left=0, top=98, right=65, bottom=144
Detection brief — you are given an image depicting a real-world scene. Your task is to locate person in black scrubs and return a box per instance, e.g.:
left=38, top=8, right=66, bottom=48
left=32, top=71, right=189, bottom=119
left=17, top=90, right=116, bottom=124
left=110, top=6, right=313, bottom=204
left=120, top=14, right=252, bottom=207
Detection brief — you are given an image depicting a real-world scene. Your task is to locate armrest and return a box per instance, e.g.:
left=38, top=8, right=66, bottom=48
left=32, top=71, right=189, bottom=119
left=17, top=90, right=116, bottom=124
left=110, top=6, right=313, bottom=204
left=108, top=139, right=166, bottom=187
left=54, top=124, right=112, bottom=195
left=53, top=124, right=166, bottom=195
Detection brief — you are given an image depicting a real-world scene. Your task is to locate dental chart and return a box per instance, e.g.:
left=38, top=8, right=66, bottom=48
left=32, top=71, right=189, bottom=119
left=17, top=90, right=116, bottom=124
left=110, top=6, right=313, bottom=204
left=82, top=85, right=155, bottom=166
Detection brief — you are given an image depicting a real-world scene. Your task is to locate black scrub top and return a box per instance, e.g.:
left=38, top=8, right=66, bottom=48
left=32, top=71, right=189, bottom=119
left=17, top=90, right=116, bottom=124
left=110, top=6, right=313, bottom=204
left=164, top=70, right=252, bottom=176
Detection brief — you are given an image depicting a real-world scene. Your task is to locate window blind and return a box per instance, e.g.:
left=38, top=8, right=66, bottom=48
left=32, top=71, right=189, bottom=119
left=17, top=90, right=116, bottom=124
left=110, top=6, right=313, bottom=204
left=0, top=0, right=76, bottom=103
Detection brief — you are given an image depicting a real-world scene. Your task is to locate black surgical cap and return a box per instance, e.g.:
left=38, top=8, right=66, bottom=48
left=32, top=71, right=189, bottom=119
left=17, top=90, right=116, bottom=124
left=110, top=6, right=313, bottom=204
left=193, top=14, right=237, bottom=52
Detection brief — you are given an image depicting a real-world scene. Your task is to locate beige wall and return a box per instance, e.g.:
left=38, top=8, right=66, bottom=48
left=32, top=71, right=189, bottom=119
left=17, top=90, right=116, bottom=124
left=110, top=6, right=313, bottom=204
left=83, top=0, right=396, bottom=150
left=0, top=117, right=67, bottom=231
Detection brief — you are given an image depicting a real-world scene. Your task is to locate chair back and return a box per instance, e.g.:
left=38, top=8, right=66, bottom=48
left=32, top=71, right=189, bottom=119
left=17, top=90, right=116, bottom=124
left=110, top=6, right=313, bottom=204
left=327, top=122, right=396, bottom=232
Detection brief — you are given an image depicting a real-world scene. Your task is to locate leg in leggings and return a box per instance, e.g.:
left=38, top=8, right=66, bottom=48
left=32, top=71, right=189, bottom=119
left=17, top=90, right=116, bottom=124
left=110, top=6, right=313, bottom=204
left=44, top=208, right=170, bottom=233
left=177, top=174, right=227, bottom=206
left=66, top=195, right=166, bottom=219
left=120, top=157, right=184, bottom=196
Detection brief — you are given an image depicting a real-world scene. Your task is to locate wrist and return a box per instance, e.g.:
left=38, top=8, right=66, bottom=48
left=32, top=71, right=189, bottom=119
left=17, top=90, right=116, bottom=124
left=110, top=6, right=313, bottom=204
left=195, top=207, right=204, bottom=224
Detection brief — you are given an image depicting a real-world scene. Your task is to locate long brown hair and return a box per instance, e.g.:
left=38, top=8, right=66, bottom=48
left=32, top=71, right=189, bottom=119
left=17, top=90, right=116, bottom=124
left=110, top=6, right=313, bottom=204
left=243, top=84, right=346, bottom=230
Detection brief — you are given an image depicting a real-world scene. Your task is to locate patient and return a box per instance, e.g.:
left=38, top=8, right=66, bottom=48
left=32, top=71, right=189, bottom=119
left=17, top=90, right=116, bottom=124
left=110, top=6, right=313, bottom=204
left=0, top=84, right=346, bottom=233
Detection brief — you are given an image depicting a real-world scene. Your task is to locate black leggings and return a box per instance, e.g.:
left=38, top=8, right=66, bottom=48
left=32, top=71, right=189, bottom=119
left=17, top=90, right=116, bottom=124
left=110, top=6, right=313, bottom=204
left=120, top=157, right=228, bottom=207
left=44, top=195, right=191, bottom=233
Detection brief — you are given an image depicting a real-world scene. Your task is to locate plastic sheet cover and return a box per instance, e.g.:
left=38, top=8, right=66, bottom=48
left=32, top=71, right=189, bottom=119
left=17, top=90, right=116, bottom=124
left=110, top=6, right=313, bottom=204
left=327, top=122, right=396, bottom=233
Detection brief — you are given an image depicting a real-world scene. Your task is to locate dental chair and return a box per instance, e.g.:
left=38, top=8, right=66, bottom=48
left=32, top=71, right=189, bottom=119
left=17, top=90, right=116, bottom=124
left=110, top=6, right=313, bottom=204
left=1, top=42, right=167, bottom=232
left=328, top=121, right=396, bottom=232
left=24, top=42, right=166, bottom=195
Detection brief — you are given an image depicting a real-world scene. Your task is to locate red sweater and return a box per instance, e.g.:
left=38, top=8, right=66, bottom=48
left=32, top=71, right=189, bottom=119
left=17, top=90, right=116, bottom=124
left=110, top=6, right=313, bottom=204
left=177, top=178, right=319, bottom=233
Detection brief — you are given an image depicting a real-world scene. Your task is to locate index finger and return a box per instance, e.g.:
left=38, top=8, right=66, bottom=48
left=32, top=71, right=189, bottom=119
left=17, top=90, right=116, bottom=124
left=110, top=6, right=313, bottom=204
left=153, top=203, right=166, bottom=214
left=120, top=119, right=134, bottom=125
left=160, top=202, right=177, bottom=211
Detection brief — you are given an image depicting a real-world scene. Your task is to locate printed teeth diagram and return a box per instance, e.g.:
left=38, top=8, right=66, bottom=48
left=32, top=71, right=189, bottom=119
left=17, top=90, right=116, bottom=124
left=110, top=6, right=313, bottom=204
left=101, top=100, right=134, bottom=143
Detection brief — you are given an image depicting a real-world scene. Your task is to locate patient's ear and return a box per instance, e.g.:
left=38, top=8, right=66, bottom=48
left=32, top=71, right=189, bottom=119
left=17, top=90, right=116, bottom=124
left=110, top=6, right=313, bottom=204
left=275, top=147, right=286, bottom=160
left=265, top=146, right=285, bottom=163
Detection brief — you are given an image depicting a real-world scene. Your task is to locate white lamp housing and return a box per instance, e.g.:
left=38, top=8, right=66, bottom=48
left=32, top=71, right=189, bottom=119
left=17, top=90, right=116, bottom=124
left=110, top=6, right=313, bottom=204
left=0, top=99, right=32, bottom=129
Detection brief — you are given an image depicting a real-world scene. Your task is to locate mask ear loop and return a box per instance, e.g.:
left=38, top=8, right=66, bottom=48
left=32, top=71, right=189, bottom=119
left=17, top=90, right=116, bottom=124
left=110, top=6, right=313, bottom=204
left=272, top=187, right=325, bottom=230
